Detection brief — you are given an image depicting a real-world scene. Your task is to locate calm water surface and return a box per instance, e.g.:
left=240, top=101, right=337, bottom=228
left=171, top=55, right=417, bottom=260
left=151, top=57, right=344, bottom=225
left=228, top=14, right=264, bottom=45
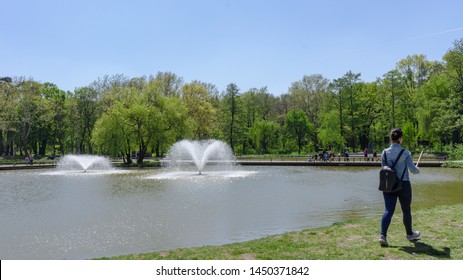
left=0, top=166, right=462, bottom=259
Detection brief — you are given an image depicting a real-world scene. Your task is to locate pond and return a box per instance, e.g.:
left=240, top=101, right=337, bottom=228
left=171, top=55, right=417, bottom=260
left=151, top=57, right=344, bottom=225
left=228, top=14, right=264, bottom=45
left=0, top=166, right=462, bottom=259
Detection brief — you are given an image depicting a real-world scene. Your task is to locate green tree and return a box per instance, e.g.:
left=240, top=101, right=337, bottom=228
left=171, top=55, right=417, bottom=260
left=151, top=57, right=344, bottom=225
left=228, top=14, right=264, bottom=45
left=71, top=86, right=101, bottom=154
left=93, top=82, right=188, bottom=164
left=422, top=74, right=452, bottom=145
left=443, top=38, right=463, bottom=144
left=254, top=87, right=276, bottom=121
left=143, top=74, right=188, bottom=156
left=239, top=89, right=258, bottom=154
left=284, top=109, right=313, bottom=154
left=288, top=74, right=329, bottom=149
left=149, top=72, right=183, bottom=98
left=249, top=120, right=279, bottom=154
left=222, top=83, right=240, bottom=152
left=92, top=88, right=152, bottom=164
left=379, top=70, right=406, bottom=129
left=0, top=77, right=16, bottom=155
left=288, top=74, right=329, bottom=126
left=182, top=81, right=216, bottom=139
left=12, top=79, right=49, bottom=156
left=330, top=71, right=362, bottom=150
left=317, top=110, right=344, bottom=151
left=35, top=83, right=68, bottom=155
left=92, top=100, right=134, bottom=163
left=357, top=82, right=382, bottom=150
left=396, top=54, right=436, bottom=143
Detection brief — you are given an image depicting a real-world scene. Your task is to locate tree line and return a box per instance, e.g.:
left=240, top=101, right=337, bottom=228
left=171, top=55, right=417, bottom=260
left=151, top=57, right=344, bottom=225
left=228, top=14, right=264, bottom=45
left=1, top=38, right=463, bottom=163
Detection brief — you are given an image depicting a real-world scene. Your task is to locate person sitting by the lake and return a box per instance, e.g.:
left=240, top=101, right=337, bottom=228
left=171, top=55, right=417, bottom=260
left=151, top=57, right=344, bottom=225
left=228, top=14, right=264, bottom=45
left=379, top=128, right=421, bottom=247
left=307, top=154, right=315, bottom=162
left=364, top=147, right=368, bottom=161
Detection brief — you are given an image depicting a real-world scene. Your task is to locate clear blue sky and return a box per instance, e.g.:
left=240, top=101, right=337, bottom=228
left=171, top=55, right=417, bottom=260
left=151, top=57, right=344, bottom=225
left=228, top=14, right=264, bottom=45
left=2, top=0, right=463, bottom=95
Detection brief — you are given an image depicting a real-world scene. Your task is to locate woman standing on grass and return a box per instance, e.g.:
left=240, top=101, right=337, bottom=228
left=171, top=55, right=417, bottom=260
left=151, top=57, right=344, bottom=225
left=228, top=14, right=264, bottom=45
left=379, top=128, right=421, bottom=247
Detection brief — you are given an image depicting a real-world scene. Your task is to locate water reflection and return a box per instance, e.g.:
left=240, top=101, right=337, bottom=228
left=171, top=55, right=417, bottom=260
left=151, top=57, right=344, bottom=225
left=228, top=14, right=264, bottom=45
left=0, top=166, right=461, bottom=259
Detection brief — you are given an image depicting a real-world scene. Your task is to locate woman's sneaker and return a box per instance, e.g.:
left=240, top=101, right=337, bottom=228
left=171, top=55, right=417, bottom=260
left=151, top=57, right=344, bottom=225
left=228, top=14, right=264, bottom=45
left=379, top=235, right=388, bottom=247
left=406, top=230, right=421, bottom=241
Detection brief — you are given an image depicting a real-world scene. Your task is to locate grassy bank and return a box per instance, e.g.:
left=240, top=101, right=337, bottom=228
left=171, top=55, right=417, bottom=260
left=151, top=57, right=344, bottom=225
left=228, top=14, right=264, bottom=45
left=443, top=161, right=463, bottom=168
left=102, top=203, right=463, bottom=260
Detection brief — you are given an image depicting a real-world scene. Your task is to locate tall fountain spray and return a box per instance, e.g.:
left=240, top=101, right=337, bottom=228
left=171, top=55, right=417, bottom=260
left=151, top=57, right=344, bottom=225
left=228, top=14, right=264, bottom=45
left=57, top=155, right=113, bottom=172
left=166, top=140, right=235, bottom=175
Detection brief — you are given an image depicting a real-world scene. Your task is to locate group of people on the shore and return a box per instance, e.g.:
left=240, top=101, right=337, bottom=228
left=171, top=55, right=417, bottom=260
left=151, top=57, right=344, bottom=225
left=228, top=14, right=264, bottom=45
left=24, top=154, right=34, bottom=165
left=308, top=147, right=380, bottom=162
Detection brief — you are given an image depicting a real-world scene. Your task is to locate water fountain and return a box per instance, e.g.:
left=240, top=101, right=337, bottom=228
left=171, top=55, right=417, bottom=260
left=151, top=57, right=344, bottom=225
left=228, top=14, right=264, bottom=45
left=57, top=154, right=113, bottom=172
left=166, top=139, right=235, bottom=175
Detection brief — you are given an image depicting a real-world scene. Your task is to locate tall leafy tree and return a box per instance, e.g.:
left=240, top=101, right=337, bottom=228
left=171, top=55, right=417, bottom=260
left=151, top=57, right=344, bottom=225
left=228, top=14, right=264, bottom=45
left=72, top=86, right=101, bottom=154
left=443, top=38, right=463, bottom=143
left=92, top=100, right=134, bottom=163
left=284, top=109, right=313, bottom=154
left=12, top=79, right=49, bottom=156
left=317, top=109, right=344, bottom=151
left=152, top=96, right=189, bottom=156
left=254, top=87, right=276, bottom=121
left=379, top=70, right=406, bottom=129
left=182, top=81, right=216, bottom=139
left=93, top=82, right=188, bottom=163
left=288, top=74, right=329, bottom=126
left=0, top=77, right=16, bottom=155
left=249, top=120, right=279, bottom=154
left=415, top=72, right=447, bottom=145
left=356, top=82, right=382, bottom=150
left=222, top=83, right=240, bottom=152
left=330, top=71, right=362, bottom=150
left=143, top=74, right=188, bottom=156
left=34, top=83, right=67, bottom=155
left=396, top=54, right=436, bottom=142
left=239, top=89, right=258, bottom=154
left=149, top=72, right=184, bottom=98
left=288, top=74, right=329, bottom=149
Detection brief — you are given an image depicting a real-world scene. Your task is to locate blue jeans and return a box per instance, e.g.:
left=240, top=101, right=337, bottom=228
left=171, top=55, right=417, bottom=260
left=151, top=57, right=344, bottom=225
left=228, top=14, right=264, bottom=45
left=381, top=181, right=413, bottom=236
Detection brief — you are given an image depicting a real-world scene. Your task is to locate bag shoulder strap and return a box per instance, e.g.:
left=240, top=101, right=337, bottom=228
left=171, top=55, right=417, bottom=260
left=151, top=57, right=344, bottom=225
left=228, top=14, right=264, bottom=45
left=391, top=149, right=405, bottom=169
left=397, top=149, right=407, bottom=181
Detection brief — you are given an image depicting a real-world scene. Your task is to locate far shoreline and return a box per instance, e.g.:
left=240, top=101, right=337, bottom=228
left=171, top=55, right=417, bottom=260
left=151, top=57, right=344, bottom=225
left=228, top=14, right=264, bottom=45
left=0, top=158, right=450, bottom=171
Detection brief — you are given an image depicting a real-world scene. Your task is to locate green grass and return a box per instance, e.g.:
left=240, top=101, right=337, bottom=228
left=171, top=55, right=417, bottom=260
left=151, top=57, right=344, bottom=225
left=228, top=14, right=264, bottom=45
left=100, top=203, right=463, bottom=260
left=443, top=161, right=463, bottom=168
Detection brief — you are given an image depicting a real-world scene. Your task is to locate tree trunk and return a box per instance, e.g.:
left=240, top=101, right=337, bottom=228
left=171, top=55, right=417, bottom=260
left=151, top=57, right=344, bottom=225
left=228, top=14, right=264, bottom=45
left=452, top=129, right=461, bottom=145
left=137, top=145, right=147, bottom=165
left=39, top=139, right=47, bottom=156
left=155, top=143, right=162, bottom=157
left=123, top=152, right=133, bottom=164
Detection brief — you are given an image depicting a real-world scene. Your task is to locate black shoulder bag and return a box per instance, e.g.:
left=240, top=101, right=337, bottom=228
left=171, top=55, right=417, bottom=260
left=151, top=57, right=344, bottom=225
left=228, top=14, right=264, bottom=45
left=379, top=149, right=406, bottom=193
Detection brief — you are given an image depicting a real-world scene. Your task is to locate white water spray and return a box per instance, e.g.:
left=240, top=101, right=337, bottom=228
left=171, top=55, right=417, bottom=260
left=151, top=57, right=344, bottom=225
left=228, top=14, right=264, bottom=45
left=166, top=140, right=235, bottom=175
